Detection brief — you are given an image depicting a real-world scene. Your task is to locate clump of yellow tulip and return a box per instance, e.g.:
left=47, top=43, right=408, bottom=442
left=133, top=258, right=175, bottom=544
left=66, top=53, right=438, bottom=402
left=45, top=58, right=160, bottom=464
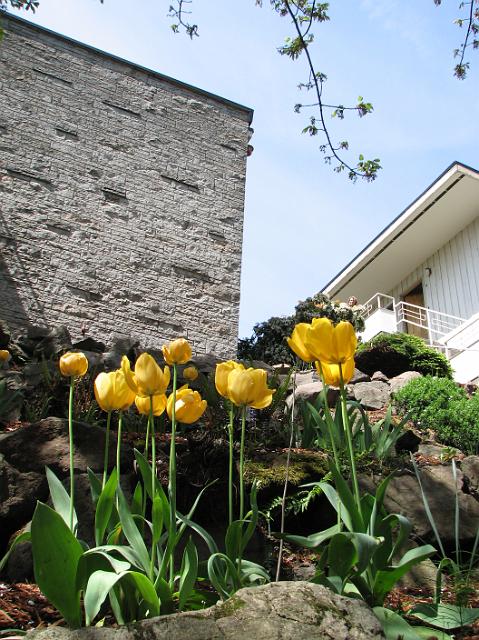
left=287, top=317, right=360, bottom=504
left=215, top=360, right=274, bottom=522
left=288, top=317, right=357, bottom=384
left=59, top=350, right=90, bottom=532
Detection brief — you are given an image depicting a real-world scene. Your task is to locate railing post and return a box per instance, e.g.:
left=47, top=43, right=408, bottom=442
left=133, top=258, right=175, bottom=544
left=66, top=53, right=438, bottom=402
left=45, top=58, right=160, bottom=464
left=426, top=309, right=433, bottom=344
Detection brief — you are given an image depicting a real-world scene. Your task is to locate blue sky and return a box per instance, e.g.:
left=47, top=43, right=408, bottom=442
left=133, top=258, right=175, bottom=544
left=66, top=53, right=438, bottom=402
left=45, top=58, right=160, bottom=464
left=8, top=0, right=479, bottom=338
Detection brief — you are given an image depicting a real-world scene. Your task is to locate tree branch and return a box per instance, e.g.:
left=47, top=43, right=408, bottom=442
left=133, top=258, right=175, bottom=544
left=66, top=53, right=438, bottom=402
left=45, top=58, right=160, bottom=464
left=434, top=0, right=479, bottom=78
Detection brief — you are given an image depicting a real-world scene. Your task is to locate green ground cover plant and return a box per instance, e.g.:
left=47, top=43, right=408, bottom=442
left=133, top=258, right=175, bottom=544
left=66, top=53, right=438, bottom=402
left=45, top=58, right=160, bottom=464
left=394, top=376, right=479, bottom=455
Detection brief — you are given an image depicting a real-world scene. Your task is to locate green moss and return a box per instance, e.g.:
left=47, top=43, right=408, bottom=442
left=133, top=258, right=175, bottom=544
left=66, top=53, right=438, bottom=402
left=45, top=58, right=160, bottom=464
left=244, top=451, right=328, bottom=488
left=213, top=595, right=246, bottom=619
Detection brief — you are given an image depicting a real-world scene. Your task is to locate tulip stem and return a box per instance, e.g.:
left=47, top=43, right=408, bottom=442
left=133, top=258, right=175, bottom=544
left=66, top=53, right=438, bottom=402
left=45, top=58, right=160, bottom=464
left=339, top=365, right=362, bottom=521
left=239, top=406, right=246, bottom=521
left=68, top=376, right=75, bottom=533
left=102, top=411, right=112, bottom=489
left=168, top=364, right=178, bottom=586
left=149, top=397, right=157, bottom=581
left=317, top=363, right=340, bottom=469
left=150, top=397, right=156, bottom=502
left=227, top=403, right=234, bottom=527
left=116, top=411, right=123, bottom=485
left=144, top=413, right=151, bottom=459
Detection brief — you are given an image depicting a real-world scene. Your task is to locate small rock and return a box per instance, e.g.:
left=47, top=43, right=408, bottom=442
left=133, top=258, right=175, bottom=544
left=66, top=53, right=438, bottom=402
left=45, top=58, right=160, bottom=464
left=371, top=371, right=389, bottom=382
left=389, top=371, right=422, bottom=394
left=353, top=381, right=391, bottom=410
left=350, top=368, right=370, bottom=384
left=71, top=337, right=106, bottom=353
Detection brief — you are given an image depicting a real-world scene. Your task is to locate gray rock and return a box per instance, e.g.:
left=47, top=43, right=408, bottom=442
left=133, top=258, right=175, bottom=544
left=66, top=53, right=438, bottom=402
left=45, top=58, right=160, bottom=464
left=30, top=581, right=385, bottom=640
left=353, top=381, right=391, bottom=410
left=286, top=381, right=339, bottom=410
left=0, top=458, right=47, bottom=539
left=417, top=444, right=457, bottom=459
left=371, top=371, right=389, bottom=382
left=350, top=368, right=371, bottom=384
left=360, top=464, right=479, bottom=545
left=33, top=325, right=72, bottom=359
left=462, top=455, right=479, bottom=495
left=294, top=370, right=320, bottom=386
left=0, top=417, right=131, bottom=476
left=389, top=371, right=422, bottom=394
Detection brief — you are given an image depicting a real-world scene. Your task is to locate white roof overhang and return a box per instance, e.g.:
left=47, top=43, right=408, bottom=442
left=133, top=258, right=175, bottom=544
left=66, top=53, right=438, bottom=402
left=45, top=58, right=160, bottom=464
left=322, top=162, right=479, bottom=302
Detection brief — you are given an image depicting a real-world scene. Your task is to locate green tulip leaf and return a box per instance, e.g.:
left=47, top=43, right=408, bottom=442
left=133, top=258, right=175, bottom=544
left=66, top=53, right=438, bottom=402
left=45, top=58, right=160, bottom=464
left=410, top=603, right=479, bottom=630
left=87, top=467, right=102, bottom=506
left=31, top=502, right=83, bottom=628
left=373, top=607, right=423, bottom=640
left=94, top=468, right=118, bottom=546
left=328, top=533, right=356, bottom=578
left=131, top=482, right=144, bottom=517
left=152, top=495, right=164, bottom=545
left=116, top=486, right=151, bottom=574
left=276, top=523, right=340, bottom=550
left=178, top=538, right=198, bottom=611
left=45, top=466, right=78, bottom=533
left=84, top=569, right=159, bottom=626
left=373, top=544, right=436, bottom=604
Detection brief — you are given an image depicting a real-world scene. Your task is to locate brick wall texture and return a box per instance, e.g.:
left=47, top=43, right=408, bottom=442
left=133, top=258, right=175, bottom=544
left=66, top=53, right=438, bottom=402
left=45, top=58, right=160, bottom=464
left=0, top=15, right=252, bottom=358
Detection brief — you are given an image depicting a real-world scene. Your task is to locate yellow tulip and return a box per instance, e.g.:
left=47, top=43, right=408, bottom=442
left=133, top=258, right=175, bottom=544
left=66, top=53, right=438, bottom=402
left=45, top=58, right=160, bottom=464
left=287, top=323, right=316, bottom=362
left=0, top=350, right=11, bottom=362
left=215, top=360, right=243, bottom=398
left=94, top=370, right=136, bottom=412
left=167, top=385, right=207, bottom=424
left=316, top=357, right=355, bottom=386
left=135, top=394, right=167, bottom=417
left=183, top=365, right=199, bottom=381
left=304, top=318, right=357, bottom=365
left=162, top=338, right=192, bottom=366
left=59, top=351, right=88, bottom=377
left=227, top=367, right=274, bottom=409
left=121, top=353, right=170, bottom=398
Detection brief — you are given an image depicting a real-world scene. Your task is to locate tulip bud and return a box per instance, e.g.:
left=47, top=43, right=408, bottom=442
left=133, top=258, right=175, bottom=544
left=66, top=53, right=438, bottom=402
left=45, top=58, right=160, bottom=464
left=162, top=338, right=192, bottom=365
left=183, top=365, right=198, bottom=381
left=135, top=394, right=167, bottom=417
left=59, top=351, right=88, bottom=377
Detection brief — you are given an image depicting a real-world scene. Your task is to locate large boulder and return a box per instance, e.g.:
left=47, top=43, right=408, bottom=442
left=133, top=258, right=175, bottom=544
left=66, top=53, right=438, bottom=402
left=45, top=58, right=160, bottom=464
left=30, top=581, right=385, bottom=640
left=360, top=464, right=479, bottom=546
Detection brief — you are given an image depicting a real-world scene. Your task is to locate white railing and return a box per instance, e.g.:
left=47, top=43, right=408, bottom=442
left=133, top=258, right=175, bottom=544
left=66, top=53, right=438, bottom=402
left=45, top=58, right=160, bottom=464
left=361, top=292, right=466, bottom=344
left=360, top=293, right=479, bottom=382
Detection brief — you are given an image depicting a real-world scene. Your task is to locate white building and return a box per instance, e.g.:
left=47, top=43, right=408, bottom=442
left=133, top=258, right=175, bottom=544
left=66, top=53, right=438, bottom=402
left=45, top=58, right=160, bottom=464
left=322, top=161, right=479, bottom=383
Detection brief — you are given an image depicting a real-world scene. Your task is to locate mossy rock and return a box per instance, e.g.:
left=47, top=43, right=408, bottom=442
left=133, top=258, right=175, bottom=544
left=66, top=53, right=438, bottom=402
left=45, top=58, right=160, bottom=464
left=244, top=450, right=328, bottom=489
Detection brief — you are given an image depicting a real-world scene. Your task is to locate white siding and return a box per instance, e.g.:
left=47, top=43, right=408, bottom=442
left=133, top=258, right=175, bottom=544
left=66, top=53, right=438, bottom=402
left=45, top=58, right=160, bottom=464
left=388, top=217, right=479, bottom=319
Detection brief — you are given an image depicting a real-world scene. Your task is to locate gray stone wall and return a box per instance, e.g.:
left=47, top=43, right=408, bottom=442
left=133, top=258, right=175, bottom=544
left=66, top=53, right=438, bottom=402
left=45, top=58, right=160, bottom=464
left=0, top=15, right=252, bottom=358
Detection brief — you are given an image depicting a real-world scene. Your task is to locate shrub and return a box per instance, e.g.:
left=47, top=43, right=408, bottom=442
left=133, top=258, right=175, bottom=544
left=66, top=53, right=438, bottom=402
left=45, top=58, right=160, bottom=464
left=356, top=332, right=453, bottom=378
left=238, top=293, right=365, bottom=365
left=394, top=376, right=479, bottom=454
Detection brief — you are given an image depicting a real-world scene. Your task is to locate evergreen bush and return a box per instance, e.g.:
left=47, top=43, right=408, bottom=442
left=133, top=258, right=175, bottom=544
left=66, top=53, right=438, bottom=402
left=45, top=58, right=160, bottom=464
left=356, top=332, right=453, bottom=378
